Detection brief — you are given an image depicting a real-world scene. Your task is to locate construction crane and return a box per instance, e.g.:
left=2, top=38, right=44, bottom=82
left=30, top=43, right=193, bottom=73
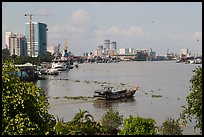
left=64, top=38, right=69, bottom=51
left=24, top=13, right=49, bottom=57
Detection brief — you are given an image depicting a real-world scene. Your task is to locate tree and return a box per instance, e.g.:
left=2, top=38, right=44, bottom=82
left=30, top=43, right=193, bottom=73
left=2, top=48, right=11, bottom=61
left=54, top=109, right=103, bottom=135
left=160, top=117, right=182, bottom=135
left=2, top=60, right=56, bottom=135
left=101, top=107, right=123, bottom=135
left=14, top=55, right=32, bottom=64
left=38, top=51, right=53, bottom=63
left=181, top=66, right=202, bottom=133
left=119, top=115, right=157, bottom=135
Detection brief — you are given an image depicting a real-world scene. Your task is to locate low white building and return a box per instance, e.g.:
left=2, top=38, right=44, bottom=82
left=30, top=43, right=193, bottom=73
left=118, top=48, right=129, bottom=54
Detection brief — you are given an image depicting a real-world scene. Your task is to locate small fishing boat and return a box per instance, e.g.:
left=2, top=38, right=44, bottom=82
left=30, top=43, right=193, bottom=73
left=93, top=86, right=139, bottom=100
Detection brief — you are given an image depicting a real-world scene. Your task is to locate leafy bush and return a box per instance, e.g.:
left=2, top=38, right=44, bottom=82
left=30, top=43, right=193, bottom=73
left=181, top=66, right=202, bottom=133
left=101, top=107, right=123, bottom=135
left=2, top=60, right=56, bottom=135
left=161, top=117, right=182, bottom=135
left=119, top=115, right=157, bottom=135
left=54, top=109, right=103, bottom=135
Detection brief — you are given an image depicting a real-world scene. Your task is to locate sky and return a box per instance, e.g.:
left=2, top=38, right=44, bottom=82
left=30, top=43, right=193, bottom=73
left=2, top=2, right=202, bottom=56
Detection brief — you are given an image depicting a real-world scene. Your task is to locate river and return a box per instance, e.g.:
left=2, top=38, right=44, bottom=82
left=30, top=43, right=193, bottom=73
left=36, top=61, right=201, bottom=135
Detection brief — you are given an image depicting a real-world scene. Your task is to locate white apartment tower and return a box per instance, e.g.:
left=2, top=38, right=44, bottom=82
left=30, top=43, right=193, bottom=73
left=5, top=32, right=27, bottom=56
left=5, top=32, right=12, bottom=49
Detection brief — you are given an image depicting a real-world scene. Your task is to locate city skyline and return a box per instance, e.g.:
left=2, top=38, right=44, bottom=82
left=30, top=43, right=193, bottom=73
left=2, top=2, right=202, bottom=56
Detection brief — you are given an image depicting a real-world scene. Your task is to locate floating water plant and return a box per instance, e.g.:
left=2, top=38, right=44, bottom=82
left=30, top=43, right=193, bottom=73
left=152, top=95, right=162, bottom=98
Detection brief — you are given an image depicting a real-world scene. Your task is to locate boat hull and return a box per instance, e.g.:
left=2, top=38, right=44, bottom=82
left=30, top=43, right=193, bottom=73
left=51, top=57, right=70, bottom=71
left=93, top=88, right=137, bottom=100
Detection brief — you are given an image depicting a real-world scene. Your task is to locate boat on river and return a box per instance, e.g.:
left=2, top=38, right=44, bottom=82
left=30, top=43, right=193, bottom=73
left=51, top=57, right=70, bottom=71
left=93, top=86, right=139, bottom=100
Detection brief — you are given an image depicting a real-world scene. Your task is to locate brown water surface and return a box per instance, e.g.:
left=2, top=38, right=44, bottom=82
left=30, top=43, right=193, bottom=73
left=37, top=61, right=201, bottom=135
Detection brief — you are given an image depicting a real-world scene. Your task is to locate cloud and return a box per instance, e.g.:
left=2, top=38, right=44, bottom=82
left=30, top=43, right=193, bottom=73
left=49, top=9, right=95, bottom=38
left=47, top=9, right=97, bottom=54
left=167, top=33, right=190, bottom=41
left=194, top=32, right=202, bottom=40
left=70, top=9, right=91, bottom=23
left=49, top=24, right=84, bottom=33
left=167, top=32, right=202, bottom=43
left=95, top=26, right=149, bottom=43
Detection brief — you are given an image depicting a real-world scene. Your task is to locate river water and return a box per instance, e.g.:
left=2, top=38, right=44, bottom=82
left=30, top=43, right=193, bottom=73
left=36, top=61, right=201, bottom=135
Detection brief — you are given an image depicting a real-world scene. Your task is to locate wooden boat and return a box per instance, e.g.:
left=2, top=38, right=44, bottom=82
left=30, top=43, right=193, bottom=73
left=93, top=86, right=139, bottom=100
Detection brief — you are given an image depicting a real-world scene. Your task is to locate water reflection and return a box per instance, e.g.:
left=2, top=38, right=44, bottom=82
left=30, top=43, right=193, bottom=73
left=93, top=98, right=135, bottom=109
left=38, top=78, right=49, bottom=93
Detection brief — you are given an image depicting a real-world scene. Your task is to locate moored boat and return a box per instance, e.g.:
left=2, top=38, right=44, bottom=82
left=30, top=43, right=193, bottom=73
left=51, top=57, right=70, bottom=71
left=47, top=68, right=59, bottom=75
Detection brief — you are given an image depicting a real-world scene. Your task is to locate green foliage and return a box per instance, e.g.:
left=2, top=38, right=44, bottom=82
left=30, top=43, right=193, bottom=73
left=181, top=66, right=202, bottom=132
left=54, top=109, right=103, bottom=135
left=11, top=51, right=53, bottom=65
left=14, top=55, right=35, bottom=64
left=119, top=115, right=157, bottom=135
left=38, top=51, right=53, bottom=62
left=54, top=117, right=70, bottom=135
left=160, top=117, right=182, bottom=135
left=101, top=107, right=123, bottom=135
left=2, top=60, right=56, bottom=135
left=2, top=48, right=11, bottom=61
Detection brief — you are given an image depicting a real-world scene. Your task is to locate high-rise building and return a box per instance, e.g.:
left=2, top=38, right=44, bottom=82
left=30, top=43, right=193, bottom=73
left=98, top=45, right=103, bottom=50
left=5, top=32, right=27, bottom=56
left=110, top=41, right=117, bottom=50
left=104, top=40, right=110, bottom=50
left=5, top=32, right=12, bottom=49
left=19, top=34, right=27, bottom=56
left=25, top=22, right=48, bottom=57
left=110, top=41, right=117, bottom=55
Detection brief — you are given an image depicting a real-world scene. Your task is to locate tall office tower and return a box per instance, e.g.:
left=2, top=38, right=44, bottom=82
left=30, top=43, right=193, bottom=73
left=104, top=39, right=110, bottom=50
left=5, top=32, right=27, bottom=56
left=25, top=22, right=48, bottom=57
left=9, top=33, right=19, bottom=56
left=18, top=34, right=27, bottom=56
left=110, top=41, right=117, bottom=50
left=98, top=45, right=103, bottom=50
left=5, top=32, right=12, bottom=49
left=110, top=41, right=117, bottom=55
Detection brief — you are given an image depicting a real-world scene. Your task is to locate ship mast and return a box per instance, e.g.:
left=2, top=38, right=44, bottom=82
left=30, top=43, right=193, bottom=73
left=64, top=38, right=68, bottom=51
